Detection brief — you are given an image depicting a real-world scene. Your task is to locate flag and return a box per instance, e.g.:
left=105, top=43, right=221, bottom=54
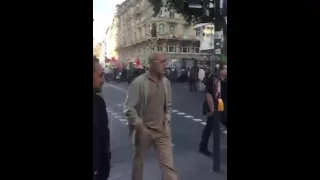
left=105, top=57, right=110, bottom=63
left=117, top=62, right=123, bottom=72
left=111, top=57, right=117, bottom=63
left=135, top=57, right=141, bottom=69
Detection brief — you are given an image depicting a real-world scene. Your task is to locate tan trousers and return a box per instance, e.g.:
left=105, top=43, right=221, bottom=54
left=131, top=122, right=178, bottom=180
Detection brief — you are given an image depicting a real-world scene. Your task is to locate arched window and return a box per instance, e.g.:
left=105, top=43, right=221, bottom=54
left=159, top=23, right=165, bottom=34
left=147, top=24, right=151, bottom=34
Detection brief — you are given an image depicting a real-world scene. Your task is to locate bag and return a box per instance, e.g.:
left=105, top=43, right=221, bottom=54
left=217, top=98, right=224, bottom=112
left=215, top=78, right=225, bottom=112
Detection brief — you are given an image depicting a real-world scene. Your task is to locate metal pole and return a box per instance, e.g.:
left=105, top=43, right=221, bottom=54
left=212, top=0, right=223, bottom=172
left=202, top=0, right=221, bottom=172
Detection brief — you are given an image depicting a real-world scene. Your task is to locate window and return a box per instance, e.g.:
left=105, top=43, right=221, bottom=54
left=196, top=29, right=201, bottom=36
left=184, top=27, right=188, bottom=36
left=169, top=12, right=175, bottom=18
left=157, top=45, right=163, bottom=52
left=181, top=45, right=189, bottom=53
left=169, top=24, right=174, bottom=35
left=167, top=45, right=176, bottom=53
left=160, top=9, right=165, bottom=16
left=194, top=47, right=200, bottom=53
left=158, top=23, right=165, bottom=34
left=147, top=24, right=151, bottom=34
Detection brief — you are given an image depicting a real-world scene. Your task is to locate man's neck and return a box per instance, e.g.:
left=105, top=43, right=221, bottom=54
left=149, top=70, right=162, bottom=82
left=220, top=75, right=225, bottom=81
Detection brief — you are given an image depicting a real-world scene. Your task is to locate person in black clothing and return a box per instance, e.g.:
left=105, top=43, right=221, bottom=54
left=93, top=56, right=111, bottom=180
left=199, top=62, right=227, bottom=157
left=189, top=62, right=199, bottom=92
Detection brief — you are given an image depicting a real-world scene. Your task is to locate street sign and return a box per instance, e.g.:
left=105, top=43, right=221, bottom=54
left=215, top=49, right=221, bottom=54
left=214, top=31, right=223, bottom=39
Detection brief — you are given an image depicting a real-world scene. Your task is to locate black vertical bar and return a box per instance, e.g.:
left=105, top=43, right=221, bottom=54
left=213, top=104, right=221, bottom=172
left=212, top=0, right=222, bottom=173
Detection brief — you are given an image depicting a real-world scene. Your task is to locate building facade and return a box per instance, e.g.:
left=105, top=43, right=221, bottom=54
left=113, top=0, right=208, bottom=68
left=102, top=27, right=111, bottom=62
left=93, top=43, right=104, bottom=66
left=106, top=16, right=120, bottom=60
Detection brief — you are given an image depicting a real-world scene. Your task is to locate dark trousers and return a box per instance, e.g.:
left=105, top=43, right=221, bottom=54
left=93, top=175, right=106, bottom=180
left=189, top=80, right=197, bottom=91
left=199, top=112, right=226, bottom=150
left=93, top=172, right=109, bottom=180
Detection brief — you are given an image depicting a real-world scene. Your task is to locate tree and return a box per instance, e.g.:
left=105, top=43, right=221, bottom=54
left=148, top=0, right=227, bottom=56
left=221, top=54, right=227, bottom=63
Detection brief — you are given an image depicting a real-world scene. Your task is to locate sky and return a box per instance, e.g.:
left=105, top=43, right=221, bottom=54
left=93, top=0, right=124, bottom=45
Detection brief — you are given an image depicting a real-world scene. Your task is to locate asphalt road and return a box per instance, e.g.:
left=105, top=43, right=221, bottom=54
left=101, top=81, right=227, bottom=180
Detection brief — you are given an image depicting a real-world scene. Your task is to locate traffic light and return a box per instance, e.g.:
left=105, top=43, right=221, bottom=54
left=183, top=0, right=215, bottom=23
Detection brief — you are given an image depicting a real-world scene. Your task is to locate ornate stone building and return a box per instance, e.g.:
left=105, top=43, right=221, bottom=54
left=111, top=0, right=208, bottom=68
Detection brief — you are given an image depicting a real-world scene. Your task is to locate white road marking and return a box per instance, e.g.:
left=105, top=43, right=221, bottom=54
left=177, top=112, right=186, bottom=115
left=106, top=83, right=128, bottom=93
left=112, top=113, right=118, bottom=116
left=172, top=110, right=178, bottom=112
left=125, top=122, right=129, bottom=125
left=114, top=116, right=121, bottom=118
left=184, top=115, right=194, bottom=118
left=192, top=119, right=202, bottom=122
left=107, top=110, right=112, bottom=113
left=222, top=130, right=227, bottom=134
left=201, top=122, right=207, bottom=125
left=119, top=119, right=127, bottom=122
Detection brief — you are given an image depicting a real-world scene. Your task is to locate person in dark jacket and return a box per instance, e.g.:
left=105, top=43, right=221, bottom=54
left=189, top=61, right=199, bottom=92
left=93, top=56, right=111, bottom=180
left=199, top=62, right=227, bottom=157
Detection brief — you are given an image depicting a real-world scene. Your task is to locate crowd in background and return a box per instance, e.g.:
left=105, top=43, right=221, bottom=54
left=103, top=61, right=215, bottom=94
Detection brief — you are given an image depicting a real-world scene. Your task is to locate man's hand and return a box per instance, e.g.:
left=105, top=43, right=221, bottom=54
left=206, top=92, right=214, bottom=116
left=207, top=108, right=214, bottom=116
left=133, top=121, right=144, bottom=131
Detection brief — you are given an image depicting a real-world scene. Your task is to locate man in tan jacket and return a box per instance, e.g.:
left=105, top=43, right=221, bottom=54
left=124, top=52, right=178, bottom=180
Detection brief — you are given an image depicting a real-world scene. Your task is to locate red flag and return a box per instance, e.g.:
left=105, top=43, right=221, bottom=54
left=111, top=57, right=117, bottom=63
left=135, top=57, right=141, bottom=68
left=117, top=62, right=123, bottom=72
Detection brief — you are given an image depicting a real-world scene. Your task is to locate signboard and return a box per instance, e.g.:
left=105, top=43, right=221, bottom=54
left=194, top=23, right=214, bottom=51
